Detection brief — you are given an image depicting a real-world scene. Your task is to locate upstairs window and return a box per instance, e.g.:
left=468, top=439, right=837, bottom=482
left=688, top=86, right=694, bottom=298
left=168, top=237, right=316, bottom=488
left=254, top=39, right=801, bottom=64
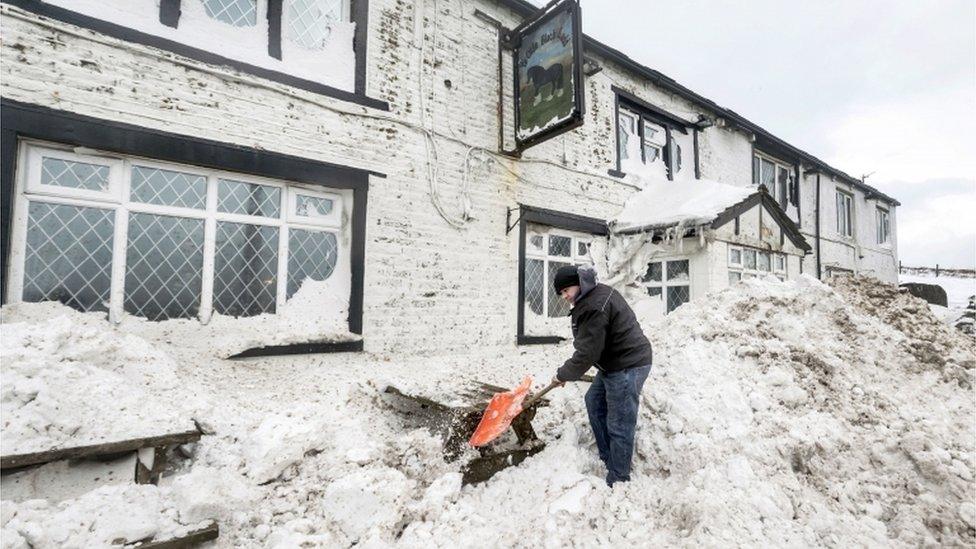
left=202, top=0, right=259, bottom=26
left=752, top=153, right=796, bottom=209
left=615, top=101, right=691, bottom=182
left=836, top=190, right=854, bottom=237
left=876, top=207, right=890, bottom=244
left=285, top=0, right=348, bottom=50
left=29, top=0, right=371, bottom=102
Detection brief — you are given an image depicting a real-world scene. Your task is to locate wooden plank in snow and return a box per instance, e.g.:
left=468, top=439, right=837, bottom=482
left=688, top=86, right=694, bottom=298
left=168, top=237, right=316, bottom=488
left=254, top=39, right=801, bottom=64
left=130, top=521, right=219, bottom=548
left=1, top=429, right=202, bottom=471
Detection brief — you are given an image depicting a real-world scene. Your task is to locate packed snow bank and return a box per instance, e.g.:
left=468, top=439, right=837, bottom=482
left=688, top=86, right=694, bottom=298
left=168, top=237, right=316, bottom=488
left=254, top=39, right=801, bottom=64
left=0, top=484, right=211, bottom=548
left=1, top=276, right=973, bottom=547
left=610, top=177, right=755, bottom=233
left=135, top=277, right=361, bottom=359
left=0, top=304, right=196, bottom=455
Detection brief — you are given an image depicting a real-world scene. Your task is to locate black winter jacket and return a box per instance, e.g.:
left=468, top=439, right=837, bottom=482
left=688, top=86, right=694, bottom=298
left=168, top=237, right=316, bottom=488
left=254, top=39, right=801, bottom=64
left=556, top=268, right=653, bottom=382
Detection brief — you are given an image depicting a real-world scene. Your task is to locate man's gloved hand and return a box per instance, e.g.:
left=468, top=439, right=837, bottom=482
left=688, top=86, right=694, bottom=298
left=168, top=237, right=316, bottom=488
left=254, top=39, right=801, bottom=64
left=551, top=375, right=566, bottom=387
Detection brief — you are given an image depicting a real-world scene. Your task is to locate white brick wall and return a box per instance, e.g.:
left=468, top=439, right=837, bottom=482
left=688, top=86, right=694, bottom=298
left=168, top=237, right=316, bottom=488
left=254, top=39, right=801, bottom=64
left=0, top=0, right=898, bottom=359
left=797, top=173, right=898, bottom=283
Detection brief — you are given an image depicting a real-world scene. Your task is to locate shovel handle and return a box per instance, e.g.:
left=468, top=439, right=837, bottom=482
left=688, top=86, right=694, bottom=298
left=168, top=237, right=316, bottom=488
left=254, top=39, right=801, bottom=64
left=522, top=380, right=561, bottom=410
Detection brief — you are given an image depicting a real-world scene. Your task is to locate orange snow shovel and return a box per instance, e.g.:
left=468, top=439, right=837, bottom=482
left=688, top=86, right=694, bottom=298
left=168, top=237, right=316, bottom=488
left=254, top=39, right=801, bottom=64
left=468, top=376, right=561, bottom=447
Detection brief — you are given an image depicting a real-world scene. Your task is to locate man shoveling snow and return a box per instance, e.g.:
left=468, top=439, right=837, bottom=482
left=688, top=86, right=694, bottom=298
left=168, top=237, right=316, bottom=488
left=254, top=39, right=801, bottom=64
left=551, top=265, right=654, bottom=486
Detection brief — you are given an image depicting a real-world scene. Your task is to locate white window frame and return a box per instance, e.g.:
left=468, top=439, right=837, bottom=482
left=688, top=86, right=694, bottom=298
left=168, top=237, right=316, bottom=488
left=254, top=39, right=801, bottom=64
left=524, top=225, right=594, bottom=319
left=24, top=145, right=125, bottom=203
left=6, top=141, right=345, bottom=324
left=641, top=258, right=691, bottom=314
left=728, top=245, right=787, bottom=283
left=836, top=189, right=854, bottom=237
left=616, top=103, right=684, bottom=179
left=876, top=207, right=890, bottom=245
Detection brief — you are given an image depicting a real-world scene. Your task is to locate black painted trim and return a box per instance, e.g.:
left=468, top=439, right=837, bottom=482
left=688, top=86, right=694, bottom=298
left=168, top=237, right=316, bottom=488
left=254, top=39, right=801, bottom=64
left=517, top=335, right=565, bottom=345
left=793, top=164, right=801, bottom=222
left=709, top=189, right=811, bottom=252
left=351, top=0, right=369, bottom=96
left=515, top=204, right=607, bottom=346
left=615, top=94, right=683, bottom=180
left=229, top=340, right=364, bottom=359
left=0, top=99, right=374, bottom=346
left=693, top=128, right=701, bottom=180
left=815, top=172, right=822, bottom=279
left=613, top=86, right=691, bottom=132
left=267, top=0, right=283, bottom=60
left=613, top=92, right=621, bottom=173
left=2, top=0, right=389, bottom=111
left=0, top=125, right=17, bottom=305
left=520, top=204, right=609, bottom=235
left=664, top=125, right=674, bottom=181
left=158, top=0, right=181, bottom=28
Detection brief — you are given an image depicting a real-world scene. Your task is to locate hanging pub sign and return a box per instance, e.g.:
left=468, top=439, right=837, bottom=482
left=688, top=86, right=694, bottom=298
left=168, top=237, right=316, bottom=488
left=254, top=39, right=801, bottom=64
left=512, top=0, right=584, bottom=151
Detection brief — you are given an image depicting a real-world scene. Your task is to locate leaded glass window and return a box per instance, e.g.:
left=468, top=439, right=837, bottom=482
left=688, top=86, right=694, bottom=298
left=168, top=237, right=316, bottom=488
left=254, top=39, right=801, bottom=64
left=642, top=259, right=690, bottom=314
left=201, top=0, right=257, bottom=27
left=218, top=178, right=281, bottom=218
left=287, top=229, right=338, bottom=299
left=522, top=224, right=601, bottom=335
left=131, top=166, right=207, bottom=210
left=285, top=0, right=345, bottom=50
left=213, top=222, right=279, bottom=317
left=41, top=158, right=110, bottom=192
left=22, top=202, right=114, bottom=312
left=9, top=142, right=349, bottom=326
left=124, top=213, right=205, bottom=321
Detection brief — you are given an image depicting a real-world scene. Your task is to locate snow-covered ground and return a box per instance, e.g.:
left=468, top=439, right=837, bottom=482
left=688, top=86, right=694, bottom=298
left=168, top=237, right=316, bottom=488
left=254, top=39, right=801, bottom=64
left=899, top=272, right=976, bottom=310
left=1, top=276, right=974, bottom=547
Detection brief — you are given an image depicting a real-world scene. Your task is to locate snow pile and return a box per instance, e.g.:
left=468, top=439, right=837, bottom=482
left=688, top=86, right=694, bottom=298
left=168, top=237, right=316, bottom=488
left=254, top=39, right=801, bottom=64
left=0, top=484, right=211, bottom=548
left=610, top=177, right=756, bottom=233
left=178, top=277, right=359, bottom=359
left=1, top=275, right=973, bottom=547
left=0, top=305, right=196, bottom=455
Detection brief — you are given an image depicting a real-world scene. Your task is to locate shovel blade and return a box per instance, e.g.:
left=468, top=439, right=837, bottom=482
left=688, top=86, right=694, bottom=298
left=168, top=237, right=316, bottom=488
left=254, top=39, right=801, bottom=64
left=468, top=376, right=533, bottom=447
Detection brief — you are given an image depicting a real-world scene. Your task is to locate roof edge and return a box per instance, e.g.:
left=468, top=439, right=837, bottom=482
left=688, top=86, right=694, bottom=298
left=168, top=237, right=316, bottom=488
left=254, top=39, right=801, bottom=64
left=495, top=0, right=900, bottom=207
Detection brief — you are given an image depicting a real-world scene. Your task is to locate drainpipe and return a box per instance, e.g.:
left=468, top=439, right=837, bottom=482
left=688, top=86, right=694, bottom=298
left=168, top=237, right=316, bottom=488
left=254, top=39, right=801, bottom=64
left=815, top=173, right=822, bottom=279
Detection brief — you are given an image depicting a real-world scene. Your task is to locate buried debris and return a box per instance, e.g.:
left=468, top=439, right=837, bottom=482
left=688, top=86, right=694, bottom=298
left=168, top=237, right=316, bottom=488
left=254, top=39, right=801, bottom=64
left=129, top=521, right=219, bottom=548
left=383, top=381, right=549, bottom=483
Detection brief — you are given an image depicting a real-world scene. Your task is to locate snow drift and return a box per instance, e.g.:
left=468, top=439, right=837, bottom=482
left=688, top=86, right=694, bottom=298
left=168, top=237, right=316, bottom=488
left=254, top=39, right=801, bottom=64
left=1, top=276, right=973, bottom=547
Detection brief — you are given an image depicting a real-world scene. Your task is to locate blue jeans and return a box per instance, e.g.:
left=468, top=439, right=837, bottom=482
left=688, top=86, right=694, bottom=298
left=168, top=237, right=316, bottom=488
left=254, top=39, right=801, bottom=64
left=584, top=364, right=651, bottom=486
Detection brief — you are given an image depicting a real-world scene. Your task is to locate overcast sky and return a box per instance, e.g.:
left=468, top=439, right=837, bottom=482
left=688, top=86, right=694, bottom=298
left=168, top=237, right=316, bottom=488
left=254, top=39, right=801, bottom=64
left=576, top=0, right=975, bottom=269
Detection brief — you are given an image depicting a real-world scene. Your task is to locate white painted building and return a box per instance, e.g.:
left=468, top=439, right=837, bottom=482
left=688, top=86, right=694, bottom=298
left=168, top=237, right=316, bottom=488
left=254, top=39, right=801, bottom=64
left=0, top=0, right=899, bottom=356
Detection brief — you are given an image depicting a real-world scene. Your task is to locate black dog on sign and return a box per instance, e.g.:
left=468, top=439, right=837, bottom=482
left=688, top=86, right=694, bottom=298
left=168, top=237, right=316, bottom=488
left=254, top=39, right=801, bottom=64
left=525, top=64, right=564, bottom=105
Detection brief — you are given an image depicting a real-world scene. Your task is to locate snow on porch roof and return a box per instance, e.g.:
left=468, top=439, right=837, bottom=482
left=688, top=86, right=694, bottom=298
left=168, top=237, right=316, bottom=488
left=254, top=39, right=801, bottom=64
left=610, top=177, right=757, bottom=234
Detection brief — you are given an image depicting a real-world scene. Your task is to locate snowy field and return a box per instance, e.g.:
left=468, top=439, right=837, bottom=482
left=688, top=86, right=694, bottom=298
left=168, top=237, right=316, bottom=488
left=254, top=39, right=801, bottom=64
left=899, top=272, right=976, bottom=310
left=1, top=276, right=974, bottom=547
